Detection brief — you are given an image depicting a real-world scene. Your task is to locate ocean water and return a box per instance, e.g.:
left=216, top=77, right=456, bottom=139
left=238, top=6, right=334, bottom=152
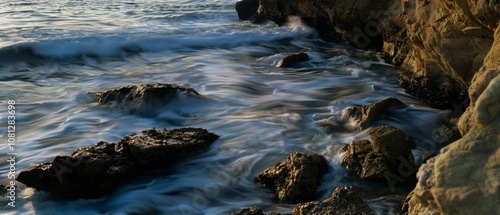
left=0, top=0, right=446, bottom=214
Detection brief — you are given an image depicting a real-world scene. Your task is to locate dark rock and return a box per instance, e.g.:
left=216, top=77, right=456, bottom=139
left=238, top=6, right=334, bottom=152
left=231, top=206, right=283, bottom=215
left=93, top=83, right=200, bottom=115
left=339, top=125, right=415, bottom=181
left=342, top=98, right=406, bottom=130
left=431, top=121, right=461, bottom=146
left=276, top=53, right=310, bottom=68
left=255, top=152, right=327, bottom=203
left=235, top=0, right=259, bottom=21
left=293, top=186, right=376, bottom=215
left=17, top=128, right=218, bottom=199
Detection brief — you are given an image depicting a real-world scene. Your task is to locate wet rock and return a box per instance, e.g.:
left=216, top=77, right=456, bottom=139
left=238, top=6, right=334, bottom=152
left=276, top=53, right=310, bottom=68
left=431, top=121, right=461, bottom=146
left=93, top=83, right=200, bottom=115
left=293, top=186, right=376, bottom=215
left=339, top=125, right=415, bottom=181
left=231, top=206, right=282, bottom=215
left=255, top=152, right=327, bottom=203
left=235, top=0, right=267, bottom=24
left=17, top=128, right=219, bottom=199
left=342, top=98, right=406, bottom=130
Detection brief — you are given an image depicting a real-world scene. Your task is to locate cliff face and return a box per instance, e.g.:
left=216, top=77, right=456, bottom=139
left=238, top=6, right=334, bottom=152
left=238, top=0, right=500, bottom=214
left=251, top=0, right=499, bottom=109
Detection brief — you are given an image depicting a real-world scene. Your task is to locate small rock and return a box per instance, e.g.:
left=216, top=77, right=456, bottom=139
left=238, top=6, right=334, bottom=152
left=369, top=125, right=414, bottom=165
left=339, top=140, right=372, bottom=176
left=293, top=186, right=376, bottom=215
left=255, top=152, right=327, bottom=203
left=231, top=206, right=283, bottom=215
left=342, top=98, right=406, bottom=130
left=17, top=128, right=219, bottom=199
left=276, top=53, right=310, bottom=68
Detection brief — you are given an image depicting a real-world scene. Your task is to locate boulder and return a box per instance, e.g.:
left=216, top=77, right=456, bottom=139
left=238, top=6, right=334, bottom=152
left=17, top=128, right=219, bottom=199
left=276, top=53, right=310, bottom=68
left=235, top=0, right=267, bottom=23
left=231, top=206, right=282, bottom=215
left=403, top=27, right=500, bottom=215
left=342, top=98, right=406, bottom=130
left=293, top=186, right=376, bottom=215
left=339, top=125, right=415, bottom=182
left=94, top=83, right=200, bottom=115
left=255, top=152, right=327, bottom=203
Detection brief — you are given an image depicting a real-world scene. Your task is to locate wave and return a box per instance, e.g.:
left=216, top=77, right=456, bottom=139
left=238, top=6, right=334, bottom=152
left=0, top=18, right=314, bottom=66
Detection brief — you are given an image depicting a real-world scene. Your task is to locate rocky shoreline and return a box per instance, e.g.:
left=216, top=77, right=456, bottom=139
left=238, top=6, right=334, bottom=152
left=237, top=0, right=500, bottom=214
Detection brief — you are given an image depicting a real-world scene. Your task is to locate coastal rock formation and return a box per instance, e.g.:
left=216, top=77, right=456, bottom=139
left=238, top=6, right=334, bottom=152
left=339, top=125, right=415, bottom=181
left=276, top=53, right=310, bottom=68
left=255, top=152, right=327, bottom=203
left=94, top=83, right=200, bottom=115
left=403, top=26, right=500, bottom=215
left=17, top=128, right=219, bottom=199
left=231, top=206, right=282, bottom=215
left=342, top=97, right=406, bottom=130
left=293, top=186, right=376, bottom=215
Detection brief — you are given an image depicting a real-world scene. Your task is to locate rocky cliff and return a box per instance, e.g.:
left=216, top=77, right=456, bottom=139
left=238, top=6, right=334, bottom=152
left=237, top=0, right=500, bottom=214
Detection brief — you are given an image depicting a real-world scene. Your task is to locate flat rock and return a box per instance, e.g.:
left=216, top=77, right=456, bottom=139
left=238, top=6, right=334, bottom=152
left=276, top=53, right=310, bottom=68
left=293, top=186, right=376, bottom=215
left=255, top=152, right=327, bottom=203
left=17, top=128, right=218, bottom=199
left=231, top=206, right=282, bottom=215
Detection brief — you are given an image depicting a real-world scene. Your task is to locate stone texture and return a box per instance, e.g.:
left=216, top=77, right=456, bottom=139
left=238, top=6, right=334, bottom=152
left=255, top=152, right=327, bottom=203
left=403, top=25, right=500, bottom=215
left=293, top=186, right=376, bottom=215
left=339, top=125, right=415, bottom=181
left=17, top=128, right=219, bottom=199
left=231, top=206, right=282, bottom=215
left=276, top=53, right=310, bottom=68
left=342, top=97, right=406, bottom=130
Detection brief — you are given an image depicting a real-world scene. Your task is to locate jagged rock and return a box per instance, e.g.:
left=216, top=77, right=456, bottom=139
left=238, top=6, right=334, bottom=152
left=17, top=128, right=219, bottom=199
left=293, top=186, right=376, bottom=215
left=235, top=0, right=267, bottom=24
left=403, top=27, right=500, bottom=215
left=93, top=83, right=200, bottom=115
left=231, top=206, right=282, bottom=215
left=342, top=97, right=406, bottom=130
left=339, top=125, right=415, bottom=181
left=276, top=53, right=310, bottom=68
left=255, top=152, right=327, bottom=203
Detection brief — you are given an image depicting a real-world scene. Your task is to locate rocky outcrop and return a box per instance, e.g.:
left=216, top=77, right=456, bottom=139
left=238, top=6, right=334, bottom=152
left=276, top=53, right=310, bottom=68
left=255, top=152, right=327, bottom=203
left=342, top=97, right=405, bottom=130
left=339, top=125, right=415, bottom=182
left=402, top=25, right=500, bottom=215
left=293, top=186, right=375, bottom=215
left=17, top=128, right=219, bottom=199
left=94, top=83, right=200, bottom=115
left=231, top=206, right=282, bottom=215
left=235, top=0, right=267, bottom=24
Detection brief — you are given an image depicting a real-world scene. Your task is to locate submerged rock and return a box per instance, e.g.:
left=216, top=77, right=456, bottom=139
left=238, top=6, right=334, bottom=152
left=276, top=53, right=310, bottom=68
left=231, top=206, right=283, bottom=215
left=293, top=186, right=376, bottom=215
left=339, top=125, right=415, bottom=182
left=255, top=152, right=327, bottom=203
left=17, top=128, right=219, bottom=199
left=343, top=97, right=406, bottom=130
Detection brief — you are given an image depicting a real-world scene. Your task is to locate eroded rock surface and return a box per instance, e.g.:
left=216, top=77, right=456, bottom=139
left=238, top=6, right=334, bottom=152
left=293, top=186, right=376, bottom=215
left=17, top=128, right=219, bottom=199
left=339, top=125, right=415, bottom=181
left=255, top=152, right=327, bottom=203
left=231, top=206, right=282, bottom=215
left=342, top=97, right=405, bottom=130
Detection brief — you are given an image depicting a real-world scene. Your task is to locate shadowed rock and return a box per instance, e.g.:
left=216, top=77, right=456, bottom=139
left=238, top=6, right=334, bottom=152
left=339, top=125, right=415, bottom=181
left=17, top=128, right=218, bottom=199
left=235, top=0, right=267, bottom=23
left=255, top=152, right=327, bottom=203
left=293, top=186, right=376, bottom=215
left=276, top=53, right=310, bottom=68
left=231, top=206, right=283, bottom=215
